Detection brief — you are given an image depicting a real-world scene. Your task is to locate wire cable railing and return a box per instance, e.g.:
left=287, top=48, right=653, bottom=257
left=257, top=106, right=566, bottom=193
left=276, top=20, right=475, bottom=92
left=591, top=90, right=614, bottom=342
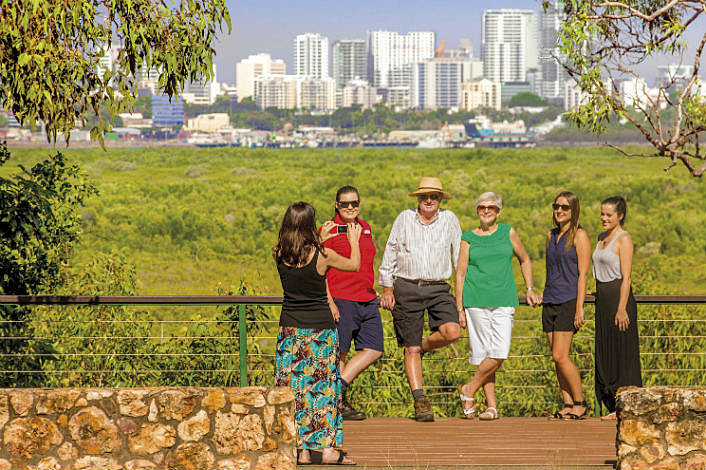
left=0, top=294, right=704, bottom=417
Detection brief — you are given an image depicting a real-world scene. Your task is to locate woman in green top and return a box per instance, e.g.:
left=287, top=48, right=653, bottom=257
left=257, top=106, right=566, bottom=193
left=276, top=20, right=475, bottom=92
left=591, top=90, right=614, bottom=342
left=455, top=192, right=541, bottom=420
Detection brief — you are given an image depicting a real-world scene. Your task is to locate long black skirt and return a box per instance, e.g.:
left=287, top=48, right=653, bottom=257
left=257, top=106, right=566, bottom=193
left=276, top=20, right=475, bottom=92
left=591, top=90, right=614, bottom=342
left=594, top=278, right=642, bottom=412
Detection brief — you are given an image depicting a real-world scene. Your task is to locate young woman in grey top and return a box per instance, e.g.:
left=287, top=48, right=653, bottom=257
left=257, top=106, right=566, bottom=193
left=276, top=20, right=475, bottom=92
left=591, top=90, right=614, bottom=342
left=592, top=196, right=642, bottom=420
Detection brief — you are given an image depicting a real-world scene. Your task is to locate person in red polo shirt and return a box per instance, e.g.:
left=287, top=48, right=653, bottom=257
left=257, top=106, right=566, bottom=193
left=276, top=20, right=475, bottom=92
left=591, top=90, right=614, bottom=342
left=322, top=185, right=384, bottom=421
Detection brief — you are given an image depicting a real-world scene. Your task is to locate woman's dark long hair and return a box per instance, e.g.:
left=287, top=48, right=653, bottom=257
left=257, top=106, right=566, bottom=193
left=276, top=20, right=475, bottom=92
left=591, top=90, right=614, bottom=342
left=553, top=191, right=581, bottom=250
left=333, top=185, right=360, bottom=219
left=273, top=202, right=323, bottom=266
left=602, top=195, right=627, bottom=226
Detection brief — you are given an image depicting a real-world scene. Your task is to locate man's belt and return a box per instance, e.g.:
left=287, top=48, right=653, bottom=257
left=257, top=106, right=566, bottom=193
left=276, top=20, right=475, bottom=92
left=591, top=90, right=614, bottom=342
left=395, top=277, right=448, bottom=287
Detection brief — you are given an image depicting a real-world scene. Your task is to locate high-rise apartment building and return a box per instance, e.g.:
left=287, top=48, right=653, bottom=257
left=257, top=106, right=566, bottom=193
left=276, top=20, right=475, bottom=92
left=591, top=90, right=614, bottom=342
left=342, top=78, right=378, bottom=109
left=482, top=9, right=537, bottom=83
left=254, top=75, right=335, bottom=110
left=411, top=59, right=463, bottom=109
left=537, top=1, right=568, bottom=100
left=294, top=33, right=329, bottom=79
left=182, top=64, right=220, bottom=105
left=235, top=53, right=286, bottom=102
left=461, top=79, right=502, bottom=111
left=332, top=39, right=367, bottom=90
left=368, top=30, right=435, bottom=107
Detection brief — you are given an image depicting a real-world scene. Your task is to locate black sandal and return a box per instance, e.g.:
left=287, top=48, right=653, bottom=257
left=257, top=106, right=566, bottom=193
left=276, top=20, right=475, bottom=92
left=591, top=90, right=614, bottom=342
left=310, top=449, right=356, bottom=466
left=565, top=400, right=588, bottom=420
left=550, top=402, right=573, bottom=420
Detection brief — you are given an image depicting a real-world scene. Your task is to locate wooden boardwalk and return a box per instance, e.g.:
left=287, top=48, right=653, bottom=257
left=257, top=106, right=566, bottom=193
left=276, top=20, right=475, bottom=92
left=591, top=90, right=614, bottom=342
left=314, top=417, right=618, bottom=469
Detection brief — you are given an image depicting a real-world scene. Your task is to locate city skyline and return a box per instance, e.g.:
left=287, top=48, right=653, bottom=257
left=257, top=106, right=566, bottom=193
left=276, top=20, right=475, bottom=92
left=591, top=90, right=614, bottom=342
left=214, top=0, right=703, bottom=86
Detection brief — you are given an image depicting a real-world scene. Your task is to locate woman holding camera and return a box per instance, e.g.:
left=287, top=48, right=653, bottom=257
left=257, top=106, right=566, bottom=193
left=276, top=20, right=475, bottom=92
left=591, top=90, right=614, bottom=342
left=323, top=186, right=384, bottom=421
left=274, top=201, right=360, bottom=465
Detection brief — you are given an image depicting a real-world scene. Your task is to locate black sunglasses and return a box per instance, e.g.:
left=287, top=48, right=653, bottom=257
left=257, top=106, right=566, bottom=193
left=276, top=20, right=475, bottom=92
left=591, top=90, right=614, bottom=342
left=418, top=193, right=441, bottom=201
left=337, top=200, right=360, bottom=208
left=552, top=203, right=571, bottom=211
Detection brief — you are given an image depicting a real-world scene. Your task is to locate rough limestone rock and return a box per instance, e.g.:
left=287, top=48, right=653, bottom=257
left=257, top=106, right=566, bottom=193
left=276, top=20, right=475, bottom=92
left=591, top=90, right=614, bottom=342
left=177, top=410, right=209, bottom=442
left=73, top=456, right=123, bottom=470
left=277, top=407, right=296, bottom=444
left=217, top=456, right=251, bottom=470
left=36, top=390, right=80, bottom=414
left=0, top=396, right=8, bottom=430
left=3, top=417, right=63, bottom=458
left=128, top=424, right=176, bottom=455
left=117, top=390, right=149, bottom=417
left=686, top=453, right=706, bottom=470
left=157, top=390, right=196, bottom=421
left=226, top=387, right=266, bottom=408
left=9, top=391, right=33, bottom=416
left=57, top=442, right=78, bottom=461
left=233, top=414, right=265, bottom=452
left=665, top=420, right=706, bottom=455
left=69, top=406, right=122, bottom=454
left=166, top=442, right=214, bottom=470
left=266, top=388, right=294, bottom=405
left=86, top=390, right=114, bottom=401
left=214, top=412, right=241, bottom=455
left=118, top=418, right=138, bottom=435
left=620, top=419, right=661, bottom=446
left=36, top=456, right=61, bottom=470
left=264, top=406, right=276, bottom=434
left=0, top=459, right=10, bottom=470
left=255, top=450, right=296, bottom=470
left=230, top=404, right=249, bottom=414
left=147, top=400, right=158, bottom=423
left=124, top=459, right=157, bottom=470
left=202, top=389, right=226, bottom=414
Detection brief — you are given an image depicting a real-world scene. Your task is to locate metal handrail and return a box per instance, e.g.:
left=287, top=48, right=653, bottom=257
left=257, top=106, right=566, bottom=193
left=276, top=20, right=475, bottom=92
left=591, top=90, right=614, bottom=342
left=1, top=294, right=705, bottom=305
left=1, top=294, right=704, bottom=415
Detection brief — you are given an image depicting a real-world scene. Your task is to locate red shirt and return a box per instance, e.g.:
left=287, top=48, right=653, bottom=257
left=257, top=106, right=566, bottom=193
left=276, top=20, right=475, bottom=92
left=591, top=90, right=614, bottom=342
left=322, top=214, right=377, bottom=302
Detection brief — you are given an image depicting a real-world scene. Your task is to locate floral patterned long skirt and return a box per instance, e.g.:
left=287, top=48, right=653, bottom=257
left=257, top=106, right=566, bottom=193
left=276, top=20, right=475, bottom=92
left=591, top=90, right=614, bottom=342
left=275, top=326, right=342, bottom=449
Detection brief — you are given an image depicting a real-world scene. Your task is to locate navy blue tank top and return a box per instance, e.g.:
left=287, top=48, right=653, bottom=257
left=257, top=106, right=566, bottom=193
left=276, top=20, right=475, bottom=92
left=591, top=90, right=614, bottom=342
left=543, top=228, right=579, bottom=304
left=277, top=249, right=335, bottom=329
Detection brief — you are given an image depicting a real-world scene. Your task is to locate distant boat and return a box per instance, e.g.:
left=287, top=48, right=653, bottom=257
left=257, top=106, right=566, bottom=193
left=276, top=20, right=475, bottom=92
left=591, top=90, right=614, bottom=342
left=417, top=137, right=449, bottom=149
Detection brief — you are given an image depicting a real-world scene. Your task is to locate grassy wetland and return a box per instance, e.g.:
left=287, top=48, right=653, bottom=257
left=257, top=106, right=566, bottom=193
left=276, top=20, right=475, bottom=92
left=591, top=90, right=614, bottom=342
left=2, top=146, right=704, bottom=417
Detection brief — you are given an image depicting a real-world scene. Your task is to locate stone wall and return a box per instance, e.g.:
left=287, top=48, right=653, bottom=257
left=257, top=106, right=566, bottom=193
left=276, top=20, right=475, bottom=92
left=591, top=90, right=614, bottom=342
left=0, top=387, right=296, bottom=470
left=617, top=386, right=706, bottom=470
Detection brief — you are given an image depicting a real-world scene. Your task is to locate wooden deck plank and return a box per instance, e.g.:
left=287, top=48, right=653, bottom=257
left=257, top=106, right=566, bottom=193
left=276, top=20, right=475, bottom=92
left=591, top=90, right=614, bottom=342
left=336, top=417, right=617, bottom=467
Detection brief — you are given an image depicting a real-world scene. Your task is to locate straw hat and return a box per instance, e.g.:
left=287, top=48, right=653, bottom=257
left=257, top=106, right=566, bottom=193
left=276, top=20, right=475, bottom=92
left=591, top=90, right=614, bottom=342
left=408, top=177, right=452, bottom=200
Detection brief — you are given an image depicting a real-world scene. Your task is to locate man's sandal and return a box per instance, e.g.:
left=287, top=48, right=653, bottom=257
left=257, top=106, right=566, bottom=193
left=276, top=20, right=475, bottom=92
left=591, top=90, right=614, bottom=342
left=549, top=402, right=574, bottom=420
left=457, top=384, right=476, bottom=419
left=565, top=401, right=588, bottom=420
left=479, top=406, right=499, bottom=420
left=310, top=449, right=356, bottom=466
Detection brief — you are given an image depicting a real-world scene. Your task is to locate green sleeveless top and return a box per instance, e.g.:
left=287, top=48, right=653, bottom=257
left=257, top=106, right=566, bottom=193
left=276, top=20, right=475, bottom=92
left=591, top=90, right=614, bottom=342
left=461, top=223, right=519, bottom=308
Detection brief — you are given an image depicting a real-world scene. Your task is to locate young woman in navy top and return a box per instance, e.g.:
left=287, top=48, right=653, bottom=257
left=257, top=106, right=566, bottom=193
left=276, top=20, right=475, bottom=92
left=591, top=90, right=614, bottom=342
left=542, top=191, right=591, bottom=420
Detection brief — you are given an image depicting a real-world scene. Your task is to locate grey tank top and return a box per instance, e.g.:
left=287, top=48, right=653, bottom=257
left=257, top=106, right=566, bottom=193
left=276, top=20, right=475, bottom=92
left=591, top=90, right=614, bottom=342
left=592, top=231, right=628, bottom=282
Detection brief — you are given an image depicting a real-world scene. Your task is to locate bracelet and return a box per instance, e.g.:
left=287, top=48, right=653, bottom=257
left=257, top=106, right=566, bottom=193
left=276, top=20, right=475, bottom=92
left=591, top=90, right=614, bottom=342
left=526, top=287, right=533, bottom=291
left=457, top=307, right=464, bottom=313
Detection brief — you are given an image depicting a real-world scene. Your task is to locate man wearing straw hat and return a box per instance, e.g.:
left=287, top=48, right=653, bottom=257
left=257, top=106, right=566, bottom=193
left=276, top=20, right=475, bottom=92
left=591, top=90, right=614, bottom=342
left=379, top=176, right=462, bottom=422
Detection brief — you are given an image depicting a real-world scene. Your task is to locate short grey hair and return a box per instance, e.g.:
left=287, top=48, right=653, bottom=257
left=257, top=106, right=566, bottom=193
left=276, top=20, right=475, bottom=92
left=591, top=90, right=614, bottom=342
left=475, top=192, right=503, bottom=210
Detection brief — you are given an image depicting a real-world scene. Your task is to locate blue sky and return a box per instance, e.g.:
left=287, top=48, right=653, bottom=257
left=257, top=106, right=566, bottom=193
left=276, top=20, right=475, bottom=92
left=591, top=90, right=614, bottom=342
left=215, top=0, right=539, bottom=84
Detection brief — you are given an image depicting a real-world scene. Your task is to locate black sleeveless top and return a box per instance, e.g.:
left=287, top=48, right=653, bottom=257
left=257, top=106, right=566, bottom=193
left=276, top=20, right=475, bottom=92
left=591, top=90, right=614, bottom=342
left=277, top=249, right=335, bottom=329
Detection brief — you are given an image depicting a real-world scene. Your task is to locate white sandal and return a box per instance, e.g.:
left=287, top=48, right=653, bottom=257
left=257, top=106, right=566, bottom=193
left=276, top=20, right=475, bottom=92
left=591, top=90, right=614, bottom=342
left=457, top=384, right=476, bottom=419
left=479, top=407, right=499, bottom=420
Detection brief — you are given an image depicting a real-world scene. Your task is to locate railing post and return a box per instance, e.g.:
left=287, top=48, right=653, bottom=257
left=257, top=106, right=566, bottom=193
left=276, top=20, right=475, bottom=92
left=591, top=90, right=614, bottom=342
left=238, top=304, right=248, bottom=387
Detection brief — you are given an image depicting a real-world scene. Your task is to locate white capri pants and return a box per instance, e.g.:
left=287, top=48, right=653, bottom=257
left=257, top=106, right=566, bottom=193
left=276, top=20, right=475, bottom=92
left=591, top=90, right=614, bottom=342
left=463, top=306, right=515, bottom=365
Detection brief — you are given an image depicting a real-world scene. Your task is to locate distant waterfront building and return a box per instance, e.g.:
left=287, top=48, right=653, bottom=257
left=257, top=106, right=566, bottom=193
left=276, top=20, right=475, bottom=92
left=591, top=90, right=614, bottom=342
left=461, top=79, right=502, bottom=111
left=656, top=64, right=695, bottom=89
left=563, top=81, right=588, bottom=111
left=342, top=78, right=378, bottom=109
left=537, top=1, right=568, bottom=101
left=620, top=77, right=662, bottom=109
left=236, top=53, right=286, bottom=102
left=136, top=65, right=160, bottom=95
left=501, top=81, right=532, bottom=103
left=185, top=113, right=230, bottom=132
left=294, top=33, right=329, bottom=79
left=182, top=65, right=220, bottom=105
left=254, top=75, right=335, bottom=110
left=333, top=39, right=367, bottom=90
left=411, top=59, right=463, bottom=109
left=482, top=9, right=537, bottom=83
left=368, top=30, right=435, bottom=107
left=151, top=95, right=184, bottom=128
left=97, top=46, right=120, bottom=82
